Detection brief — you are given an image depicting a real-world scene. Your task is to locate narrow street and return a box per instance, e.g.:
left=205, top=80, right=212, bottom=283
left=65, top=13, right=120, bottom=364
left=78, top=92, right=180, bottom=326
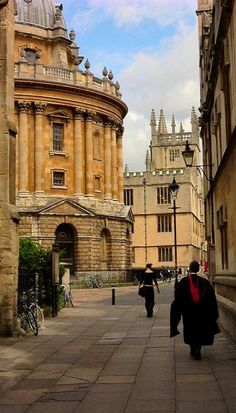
left=0, top=283, right=236, bottom=413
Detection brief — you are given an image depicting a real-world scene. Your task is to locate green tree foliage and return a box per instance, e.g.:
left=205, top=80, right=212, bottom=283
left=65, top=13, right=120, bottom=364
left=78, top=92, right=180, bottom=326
left=19, top=238, right=51, bottom=276
left=19, top=239, right=65, bottom=309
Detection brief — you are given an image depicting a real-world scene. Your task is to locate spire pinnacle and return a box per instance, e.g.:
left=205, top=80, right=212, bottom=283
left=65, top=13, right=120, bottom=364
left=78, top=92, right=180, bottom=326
left=158, top=109, right=168, bottom=134
left=150, top=109, right=157, bottom=126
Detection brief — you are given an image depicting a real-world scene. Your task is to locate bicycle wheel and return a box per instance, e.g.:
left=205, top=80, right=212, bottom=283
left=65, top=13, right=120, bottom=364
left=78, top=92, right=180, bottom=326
left=26, top=310, right=38, bottom=336
left=29, top=303, right=45, bottom=329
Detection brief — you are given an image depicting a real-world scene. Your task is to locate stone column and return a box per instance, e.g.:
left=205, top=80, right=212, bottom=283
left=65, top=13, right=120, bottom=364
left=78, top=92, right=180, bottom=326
left=104, top=119, right=112, bottom=200
left=117, top=127, right=124, bottom=203
left=85, top=111, right=94, bottom=197
left=17, top=101, right=31, bottom=196
left=34, top=102, right=46, bottom=195
left=74, top=108, right=85, bottom=196
left=111, top=122, right=118, bottom=200
left=0, top=0, right=19, bottom=336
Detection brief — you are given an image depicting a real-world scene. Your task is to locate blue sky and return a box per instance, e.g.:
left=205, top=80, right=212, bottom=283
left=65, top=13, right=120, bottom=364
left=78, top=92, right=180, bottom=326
left=62, top=0, right=200, bottom=170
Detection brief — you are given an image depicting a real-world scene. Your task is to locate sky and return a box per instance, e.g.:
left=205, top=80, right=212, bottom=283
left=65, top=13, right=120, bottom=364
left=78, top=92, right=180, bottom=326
left=62, top=0, right=200, bottom=171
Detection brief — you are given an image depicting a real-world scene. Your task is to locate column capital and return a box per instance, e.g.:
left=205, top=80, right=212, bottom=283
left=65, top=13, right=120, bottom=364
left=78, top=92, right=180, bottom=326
left=86, top=110, right=97, bottom=122
left=117, top=125, right=124, bottom=137
left=74, top=107, right=86, bottom=120
left=17, top=101, right=31, bottom=113
left=34, top=102, right=47, bottom=114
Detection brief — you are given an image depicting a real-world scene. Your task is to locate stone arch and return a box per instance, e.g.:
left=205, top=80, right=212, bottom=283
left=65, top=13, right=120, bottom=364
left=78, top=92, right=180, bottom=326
left=55, top=223, right=77, bottom=275
left=100, top=228, right=112, bottom=270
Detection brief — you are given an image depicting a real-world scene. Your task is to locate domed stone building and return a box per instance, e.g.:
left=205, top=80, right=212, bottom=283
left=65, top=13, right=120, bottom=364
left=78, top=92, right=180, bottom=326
left=14, top=0, right=132, bottom=282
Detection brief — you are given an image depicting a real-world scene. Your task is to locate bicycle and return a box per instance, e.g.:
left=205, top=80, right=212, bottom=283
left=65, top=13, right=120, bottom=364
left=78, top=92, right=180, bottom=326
left=18, top=291, right=38, bottom=336
left=27, top=288, right=45, bottom=330
left=60, top=283, right=74, bottom=307
left=83, top=276, right=103, bottom=288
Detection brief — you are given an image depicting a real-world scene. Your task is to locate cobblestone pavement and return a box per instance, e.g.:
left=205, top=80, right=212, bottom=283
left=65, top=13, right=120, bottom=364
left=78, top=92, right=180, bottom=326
left=0, top=285, right=236, bottom=413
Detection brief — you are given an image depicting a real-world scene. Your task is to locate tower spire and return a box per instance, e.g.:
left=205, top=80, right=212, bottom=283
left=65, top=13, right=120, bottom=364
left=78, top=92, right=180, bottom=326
left=171, top=114, right=176, bottom=134
left=158, top=109, right=168, bottom=134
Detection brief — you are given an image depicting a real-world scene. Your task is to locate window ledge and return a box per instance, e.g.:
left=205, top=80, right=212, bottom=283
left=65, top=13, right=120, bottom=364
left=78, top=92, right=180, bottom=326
left=49, top=151, right=68, bottom=158
left=51, top=185, right=68, bottom=190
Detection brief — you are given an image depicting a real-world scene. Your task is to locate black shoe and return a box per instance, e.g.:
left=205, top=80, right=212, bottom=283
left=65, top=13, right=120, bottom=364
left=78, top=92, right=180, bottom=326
left=190, top=346, right=201, bottom=360
left=194, top=350, right=201, bottom=360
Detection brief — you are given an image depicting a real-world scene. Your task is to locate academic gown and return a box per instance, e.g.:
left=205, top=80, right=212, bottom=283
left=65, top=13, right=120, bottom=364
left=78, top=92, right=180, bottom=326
left=170, top=274, right=220, bottom=346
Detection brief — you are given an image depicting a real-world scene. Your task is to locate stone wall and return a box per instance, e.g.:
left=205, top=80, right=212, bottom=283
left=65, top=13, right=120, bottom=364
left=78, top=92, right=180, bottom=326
left=0, top=0, right=19, bottom=335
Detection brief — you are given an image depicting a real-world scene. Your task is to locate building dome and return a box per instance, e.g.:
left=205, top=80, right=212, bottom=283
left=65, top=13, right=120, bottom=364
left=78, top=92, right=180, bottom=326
left=15, top=0, right=66, bottom=30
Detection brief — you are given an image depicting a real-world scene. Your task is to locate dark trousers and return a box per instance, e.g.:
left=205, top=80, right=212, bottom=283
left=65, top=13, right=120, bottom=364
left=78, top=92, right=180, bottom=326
left=145, top=287, right=155, bottom=317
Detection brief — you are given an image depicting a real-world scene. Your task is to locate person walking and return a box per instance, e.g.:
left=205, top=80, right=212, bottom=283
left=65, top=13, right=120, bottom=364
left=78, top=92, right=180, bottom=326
left=170, top=260, right=220, bottom=360
left=140, top=263, right=160, bottom=317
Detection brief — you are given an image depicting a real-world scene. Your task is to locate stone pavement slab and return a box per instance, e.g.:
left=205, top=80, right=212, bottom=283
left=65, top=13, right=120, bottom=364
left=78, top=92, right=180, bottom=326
left=0, top=285, right=236, bottom=413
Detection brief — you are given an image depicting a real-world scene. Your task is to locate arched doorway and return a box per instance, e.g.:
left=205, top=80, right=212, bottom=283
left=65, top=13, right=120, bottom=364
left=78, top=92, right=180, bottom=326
left=55, top=224, right=75, bottom=274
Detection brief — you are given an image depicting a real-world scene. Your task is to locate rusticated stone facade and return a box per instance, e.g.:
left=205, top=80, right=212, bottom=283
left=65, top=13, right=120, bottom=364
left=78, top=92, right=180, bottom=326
left=0, top=0, right=19, bottom=335
left=14, top=0, right=132, bottom=281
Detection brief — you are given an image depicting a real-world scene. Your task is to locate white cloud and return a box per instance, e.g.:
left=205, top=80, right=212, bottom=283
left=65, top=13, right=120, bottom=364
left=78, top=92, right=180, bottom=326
left=76, top=0, right=197, bottom=28
left=121, top=24, right=200, bottom=170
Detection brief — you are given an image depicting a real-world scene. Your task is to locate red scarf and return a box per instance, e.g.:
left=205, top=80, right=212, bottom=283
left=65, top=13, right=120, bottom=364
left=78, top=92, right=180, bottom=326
left=188, top=274, right=200, bottom=304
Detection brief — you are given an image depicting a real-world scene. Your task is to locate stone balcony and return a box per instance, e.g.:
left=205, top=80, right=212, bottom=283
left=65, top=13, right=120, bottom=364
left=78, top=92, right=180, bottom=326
left=14, top=62, right=122, bottom=99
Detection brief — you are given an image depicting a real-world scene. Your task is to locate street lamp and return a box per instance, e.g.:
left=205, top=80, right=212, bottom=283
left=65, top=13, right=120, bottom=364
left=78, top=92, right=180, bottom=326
left=169, top=177, right=179, bottom=288
left=182, top=140, right=215, bottom=281
left=182, top=140, right=212, bottom=182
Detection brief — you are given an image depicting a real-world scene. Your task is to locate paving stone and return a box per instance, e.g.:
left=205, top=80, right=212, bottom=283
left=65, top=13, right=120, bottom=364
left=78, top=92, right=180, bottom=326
left=26, top=401, right=79, bottom=413
left=97, top=375, right=135, bottom=384
left=73, top=391, right=130, bottom=413
left=0, top=406, right=30, bottom=413
left=176, top=400, right=228, bottom=413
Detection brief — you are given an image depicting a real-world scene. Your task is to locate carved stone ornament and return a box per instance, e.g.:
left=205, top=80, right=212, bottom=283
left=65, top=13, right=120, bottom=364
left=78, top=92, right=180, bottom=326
left=34, top=102, right=47, bottom=113
left=0, top=0, right=9, bottom=6
left=74, top=107, right=86, bottom=120
left=23, top=0, right=32, bottom=3
left=17, top=101, right=31, bottom=113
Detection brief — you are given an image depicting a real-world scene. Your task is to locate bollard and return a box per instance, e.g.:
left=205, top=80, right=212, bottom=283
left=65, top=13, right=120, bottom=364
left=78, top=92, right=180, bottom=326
left=112, top=285, right=115, bottom=305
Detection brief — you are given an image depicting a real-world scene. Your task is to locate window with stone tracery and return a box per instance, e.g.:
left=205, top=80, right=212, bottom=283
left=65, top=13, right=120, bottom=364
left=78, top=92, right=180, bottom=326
left=158, top=246, right=172, bottom=262
left=169, top=149, right=180, bottom=162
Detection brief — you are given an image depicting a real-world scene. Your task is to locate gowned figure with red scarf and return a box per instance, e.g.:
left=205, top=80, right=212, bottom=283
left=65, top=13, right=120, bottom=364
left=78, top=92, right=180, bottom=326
left=170, top=260, right=220, bottom=360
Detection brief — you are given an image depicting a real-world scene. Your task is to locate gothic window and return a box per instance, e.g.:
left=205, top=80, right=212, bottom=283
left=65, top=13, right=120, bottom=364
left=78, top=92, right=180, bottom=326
left=53, top=123, right=64, bottom=151
left=157, top=214, right=172, bottom=232
left=157, top=186, right=171, bottom=204
left=124, top=189, right=133, bottom=205
left=52, top=171, right=65, bottom=186
left=170, top=149, right=180, bottom=162
left=158, top=247, right=172, bottom=262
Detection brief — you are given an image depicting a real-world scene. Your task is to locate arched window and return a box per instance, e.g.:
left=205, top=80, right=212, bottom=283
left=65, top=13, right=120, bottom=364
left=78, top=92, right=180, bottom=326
left=100, top=228, right=111, bottom=270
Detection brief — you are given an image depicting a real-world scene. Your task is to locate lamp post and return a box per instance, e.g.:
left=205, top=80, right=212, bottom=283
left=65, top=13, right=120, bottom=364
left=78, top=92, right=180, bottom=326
left=169, top=177, right=179, bottom=288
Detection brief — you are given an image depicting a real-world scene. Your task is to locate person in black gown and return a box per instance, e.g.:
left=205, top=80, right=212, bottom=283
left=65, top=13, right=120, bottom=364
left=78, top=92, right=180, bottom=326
left=140, top=263, right=160, bottom=317
left=170, top=260, right=220, bottom=360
